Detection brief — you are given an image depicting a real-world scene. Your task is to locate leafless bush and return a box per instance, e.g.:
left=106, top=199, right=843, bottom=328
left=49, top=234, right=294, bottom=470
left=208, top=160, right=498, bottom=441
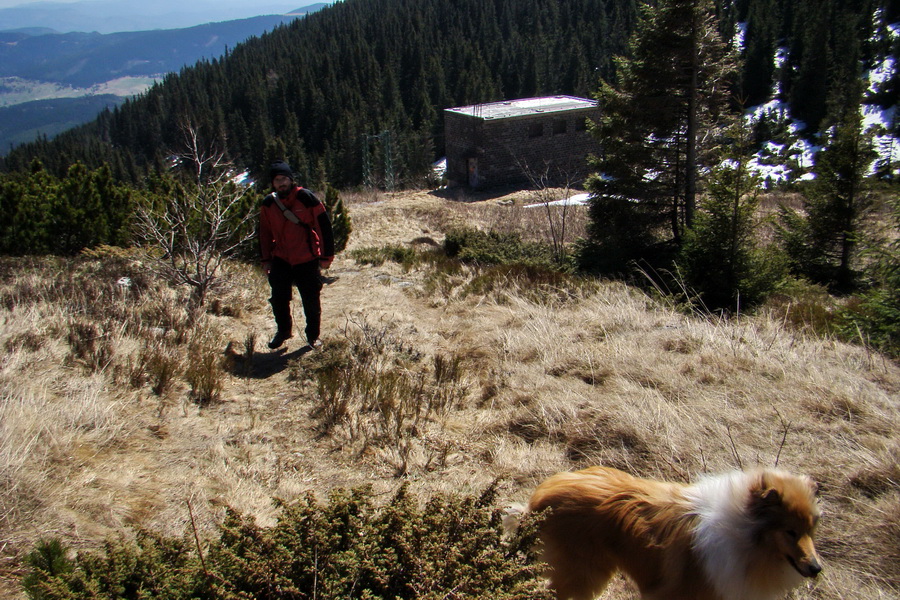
left=517, top=164, right=585, bottom=264
left=134, top=124, right=258, bottom=307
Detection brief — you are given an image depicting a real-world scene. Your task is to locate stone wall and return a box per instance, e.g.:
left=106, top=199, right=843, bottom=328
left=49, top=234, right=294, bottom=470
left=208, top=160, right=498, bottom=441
left=444, top=107, right=601, bottom=189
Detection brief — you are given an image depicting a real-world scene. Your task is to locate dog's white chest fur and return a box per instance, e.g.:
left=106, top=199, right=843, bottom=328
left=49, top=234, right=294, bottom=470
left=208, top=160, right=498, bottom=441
left=687, top=472, right=806, bottom=600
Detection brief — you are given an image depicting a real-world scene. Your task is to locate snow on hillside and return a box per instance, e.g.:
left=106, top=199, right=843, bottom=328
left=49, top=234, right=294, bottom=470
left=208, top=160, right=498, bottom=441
left=743, top=28, right=900, bottom=186
left=445, top=18, right=900, bottom=203
left=864, top=49, right=898, bottom=177
left=524, top=192, right=590, bottom=208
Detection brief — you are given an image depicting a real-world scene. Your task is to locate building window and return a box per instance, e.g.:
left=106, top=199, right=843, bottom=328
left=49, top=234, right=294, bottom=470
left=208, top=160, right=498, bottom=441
left=553, top=120, right=567, bottom=135
left=528, top=122, right=543, bottom=138
left=575, top=117, right=588, bottom=132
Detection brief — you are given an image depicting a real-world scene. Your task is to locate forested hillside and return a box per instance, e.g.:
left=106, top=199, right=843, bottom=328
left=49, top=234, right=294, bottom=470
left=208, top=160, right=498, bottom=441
left=0, top=0, right=897, bottom=189
left=0, top=0, right=635, bottom=186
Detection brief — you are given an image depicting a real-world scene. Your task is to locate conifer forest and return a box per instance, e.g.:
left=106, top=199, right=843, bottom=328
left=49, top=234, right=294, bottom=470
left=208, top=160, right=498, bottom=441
left=0, top=0, right=898, bottom=349
left=3, top=2, right=900, bottom=597
left=1, top=0, right=895, bottom=188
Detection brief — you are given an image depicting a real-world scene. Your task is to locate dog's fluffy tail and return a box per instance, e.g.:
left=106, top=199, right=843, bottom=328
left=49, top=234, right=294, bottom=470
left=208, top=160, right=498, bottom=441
left=501, top=503, right=527, bottom=540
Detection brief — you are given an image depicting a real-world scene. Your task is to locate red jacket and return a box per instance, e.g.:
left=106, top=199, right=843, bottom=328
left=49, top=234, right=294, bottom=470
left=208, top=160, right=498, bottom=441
left=259, top=186, right=335, bottom=266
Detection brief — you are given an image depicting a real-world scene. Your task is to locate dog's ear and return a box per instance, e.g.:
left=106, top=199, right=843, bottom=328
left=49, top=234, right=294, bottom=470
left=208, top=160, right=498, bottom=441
left=759, top=487, right=782, bottom=505
left=750, top=471, right=784, bottom=507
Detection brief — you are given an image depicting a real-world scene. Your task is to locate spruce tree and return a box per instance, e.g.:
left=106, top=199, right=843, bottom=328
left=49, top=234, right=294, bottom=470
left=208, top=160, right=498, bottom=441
left=778, top=105, right=877, bottom=291
left=323, top=184, right=352, bottom=254
left=581, top=0, right=737, bottom=274
left=839, top=192, right=900, bottom=356
left=678, top=121, right=787, bottom=310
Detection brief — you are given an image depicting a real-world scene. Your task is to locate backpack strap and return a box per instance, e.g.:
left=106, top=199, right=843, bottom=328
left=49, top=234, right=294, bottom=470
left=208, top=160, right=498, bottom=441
left=269, top=192, right=301, bottom=225
left=267, top=192, right=322, bottom=258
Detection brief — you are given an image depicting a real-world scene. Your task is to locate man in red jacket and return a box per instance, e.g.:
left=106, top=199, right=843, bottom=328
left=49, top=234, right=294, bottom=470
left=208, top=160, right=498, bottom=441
left=259, top=161, right=335, bottom=349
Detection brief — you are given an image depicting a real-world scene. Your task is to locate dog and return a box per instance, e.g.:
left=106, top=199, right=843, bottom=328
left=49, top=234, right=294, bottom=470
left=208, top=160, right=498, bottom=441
left=519, top=466, right=823, bottom=600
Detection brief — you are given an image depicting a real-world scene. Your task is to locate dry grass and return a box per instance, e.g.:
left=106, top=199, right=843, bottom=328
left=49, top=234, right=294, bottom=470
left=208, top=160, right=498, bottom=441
left=0, top=189, right=898, bottom=599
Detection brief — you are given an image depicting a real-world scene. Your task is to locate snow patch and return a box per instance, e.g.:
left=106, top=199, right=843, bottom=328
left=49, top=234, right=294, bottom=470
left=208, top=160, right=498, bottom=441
left=432, top=157, right=447, bottom=178
left=523, top=192, right=591, bottom=208
left=232, top=170, right=251, bottom=185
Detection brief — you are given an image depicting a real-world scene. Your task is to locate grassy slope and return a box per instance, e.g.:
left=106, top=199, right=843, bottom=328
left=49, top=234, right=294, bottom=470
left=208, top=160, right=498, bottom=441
left=0, top=188, right=898, bottom=599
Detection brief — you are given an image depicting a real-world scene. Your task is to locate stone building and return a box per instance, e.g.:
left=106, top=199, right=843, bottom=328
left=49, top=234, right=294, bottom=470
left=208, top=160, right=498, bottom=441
left=443, top=95, right=601, bottom=189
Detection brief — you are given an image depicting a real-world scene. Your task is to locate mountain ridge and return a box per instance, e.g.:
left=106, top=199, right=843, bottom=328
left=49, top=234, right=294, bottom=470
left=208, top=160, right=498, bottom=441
left=0, top=0, right=325, bottom=34
left=0, top=3, right=329, bottom=153
left=0, top=14, right=319, bottom=88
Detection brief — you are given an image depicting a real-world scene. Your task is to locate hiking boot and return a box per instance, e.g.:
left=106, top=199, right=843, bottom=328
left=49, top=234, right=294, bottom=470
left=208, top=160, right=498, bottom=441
left=307, top=339, right=323, bottom=350
left=268, top=331, right=293, bottom=349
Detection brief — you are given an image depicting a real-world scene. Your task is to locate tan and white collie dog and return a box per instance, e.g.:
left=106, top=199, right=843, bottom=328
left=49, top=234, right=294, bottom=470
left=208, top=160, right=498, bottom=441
left=519, top=466, right=823, bottom=600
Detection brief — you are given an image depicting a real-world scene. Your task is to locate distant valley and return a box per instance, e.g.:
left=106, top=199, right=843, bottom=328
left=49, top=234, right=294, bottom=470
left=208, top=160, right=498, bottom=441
left=0, top=95, right=126, bottom=152
left=0, top=0, right=320, bottom=34
left=0, top=4, right=328, bottom=154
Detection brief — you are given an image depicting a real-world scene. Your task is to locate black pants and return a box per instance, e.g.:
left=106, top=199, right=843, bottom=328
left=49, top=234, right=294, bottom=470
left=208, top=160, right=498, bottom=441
left=268, top=257, right=323, bottom=344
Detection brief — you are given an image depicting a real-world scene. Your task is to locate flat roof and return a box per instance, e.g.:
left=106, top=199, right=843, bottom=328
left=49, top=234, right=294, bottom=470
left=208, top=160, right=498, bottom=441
left=445, top=95, right=596, bottom=120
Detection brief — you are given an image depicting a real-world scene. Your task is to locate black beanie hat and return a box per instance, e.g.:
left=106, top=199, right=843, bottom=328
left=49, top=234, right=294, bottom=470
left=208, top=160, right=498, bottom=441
left=269, top=161, right=294, bottom=182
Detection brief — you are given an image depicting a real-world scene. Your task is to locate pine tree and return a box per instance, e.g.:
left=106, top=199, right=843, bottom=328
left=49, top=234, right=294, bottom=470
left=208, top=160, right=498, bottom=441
left=0, top=161, right=134, bottom=255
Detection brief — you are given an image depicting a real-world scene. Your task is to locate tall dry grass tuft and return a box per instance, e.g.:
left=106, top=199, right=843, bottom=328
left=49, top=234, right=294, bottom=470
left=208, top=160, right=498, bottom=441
left=66, top=319, right=115, bottom=373
left=184, top=323, right=228, bottom=405
left=140, top=339, right=182, bottom=397
left=295, top=316, right=470, bottom=477
left=0, top=384, right=51, bottom=548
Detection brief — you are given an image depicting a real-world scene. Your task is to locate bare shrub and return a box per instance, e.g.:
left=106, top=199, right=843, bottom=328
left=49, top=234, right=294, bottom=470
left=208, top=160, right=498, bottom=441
left=134, top=125, right=258, bottom=307
left=518, top=165, right=585, bottom=264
